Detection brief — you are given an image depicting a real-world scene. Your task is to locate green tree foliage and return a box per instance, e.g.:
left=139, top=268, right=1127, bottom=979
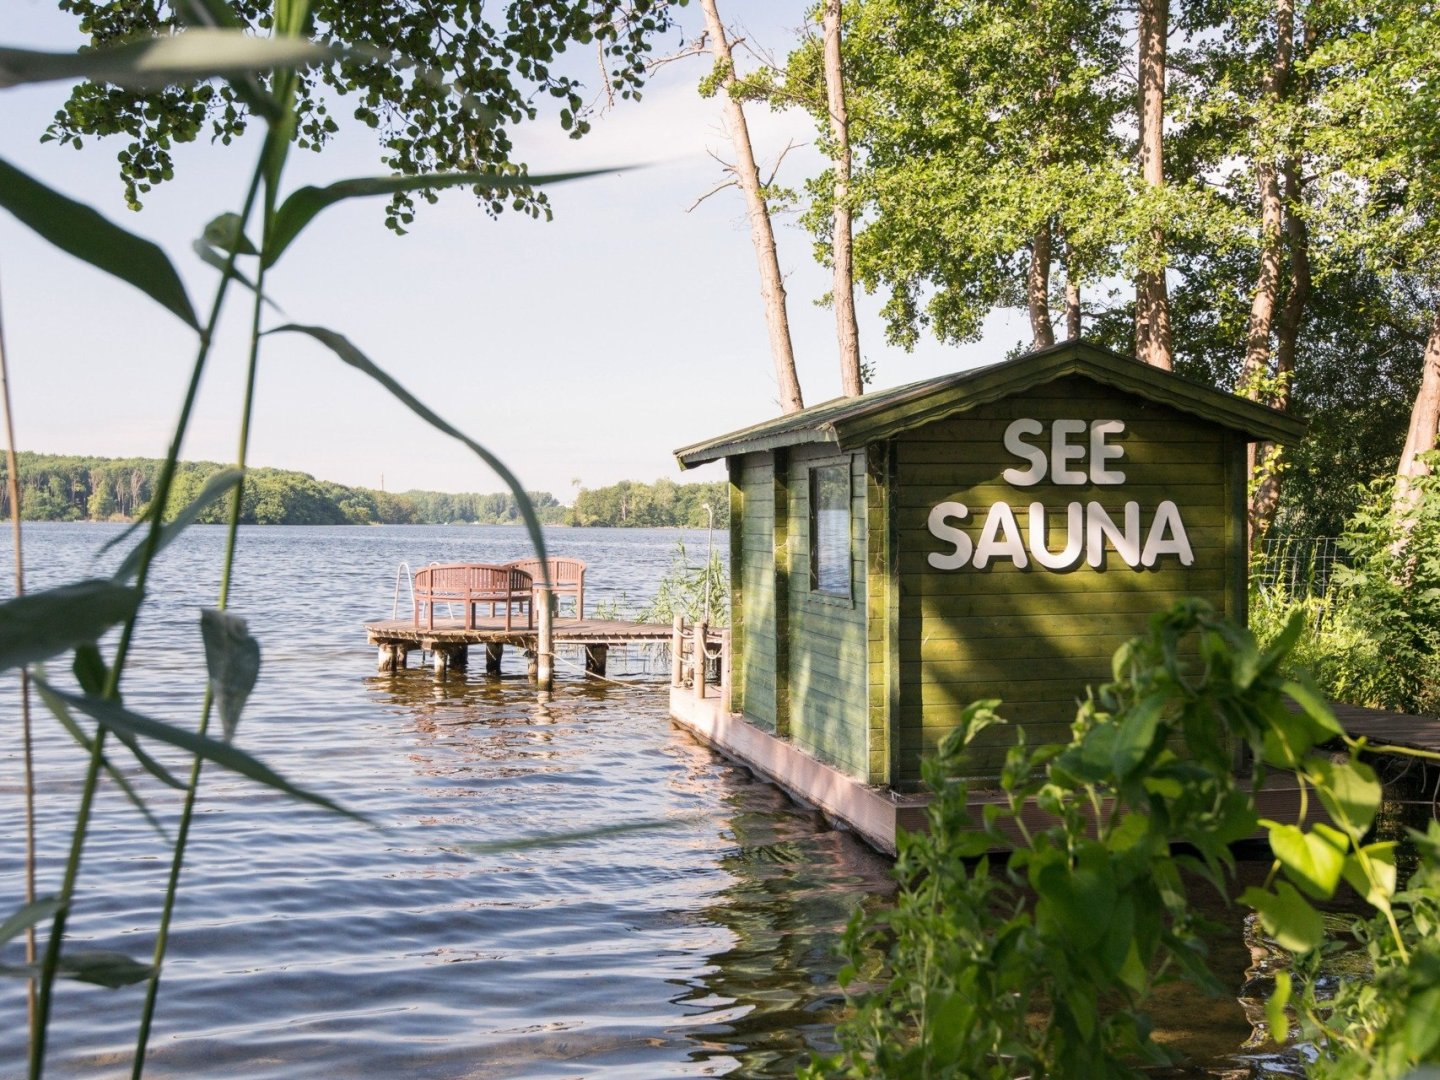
left=569, top=477, right=729, bottom=527
left=48, top=0, right=684, bottom=226
left=792, top=0, right=1133, bottom=350
left=0, top=452, right=566, bottom=526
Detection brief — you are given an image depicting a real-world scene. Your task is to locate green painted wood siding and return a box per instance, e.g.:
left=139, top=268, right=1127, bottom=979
left=786, top=446, right=870, bottom=777
left=893, top=376, right=1242, bottom=784
left=737, top=453, right=778, bottom=731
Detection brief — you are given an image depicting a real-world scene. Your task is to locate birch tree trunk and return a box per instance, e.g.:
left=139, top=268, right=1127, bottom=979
left=1028, top=221, right=1056, bottom=350
left=1135, top=0, right=1172, bottom=370
left=699, top=0, right=804, bottom=414
left=823, top=0, right=863, bottom=397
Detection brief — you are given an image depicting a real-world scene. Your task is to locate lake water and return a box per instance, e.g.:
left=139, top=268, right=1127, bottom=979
left=0, top=523, right=1390, bottom=1077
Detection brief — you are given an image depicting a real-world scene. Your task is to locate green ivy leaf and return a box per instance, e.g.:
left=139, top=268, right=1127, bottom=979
left=1266, top=970, right=1292, bottom=1044
left=1340, top=842, right=1398, bottom=909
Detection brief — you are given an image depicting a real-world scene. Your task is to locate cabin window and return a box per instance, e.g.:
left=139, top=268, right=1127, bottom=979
left=811, top=463, right=852, bottom=598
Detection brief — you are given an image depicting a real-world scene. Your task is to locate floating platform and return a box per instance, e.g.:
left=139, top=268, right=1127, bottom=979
left=366, top=615, right=674, bottom=677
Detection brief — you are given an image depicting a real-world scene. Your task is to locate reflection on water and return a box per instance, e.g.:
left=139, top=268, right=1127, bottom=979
left=0, top=524, right=1430, bottom=1077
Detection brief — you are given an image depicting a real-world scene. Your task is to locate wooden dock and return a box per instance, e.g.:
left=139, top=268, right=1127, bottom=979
left=365, top=615, right=674, bottom=678
left=1332, top=702, right=1440, bottom=757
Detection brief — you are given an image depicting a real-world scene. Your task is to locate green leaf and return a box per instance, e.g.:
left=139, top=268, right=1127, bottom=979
left=0, top=897, right=64, bottom=945
left=265, top=324, right=548, bottom=573
left=0, top=580, right=140, bottom=672
left=110, top=468, right=244, bottom=582
left=1341, top=842, right=1398, bottom=909
left=34, top=671, right=186, bottom=792
left=35, top=679, right=368, bottom=825
left=72, top=643, right=108, bottom=696
left=202, top=212, right=259, bottom=256
left=0, top=157, right=197, bottom=329
left=200, top=609, right=260, bottom=741
left=1266, top=970, right=1292, bottom=1043
left=1280, top=679, right=1345, bottom=738
left=34, top=674, right=172, bottom=840
left=265, top=168, right=606, bottom=267
left=1266, top=821, right=1347, bottom=900
left=1242, top=882, right=1325, bottom=954
left=1313, top=758, right=1382, bottom=839
left=192, top=240, right=281, bottom=311
left=1111, top=692, right=1167, bottom=779
left=57, top=950, right=152, bottom=988
left=0, top=30, right=333, bottom=90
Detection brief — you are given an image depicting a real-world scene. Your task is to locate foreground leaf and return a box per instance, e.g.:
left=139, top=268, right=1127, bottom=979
left=0, top=157, right=197, bottom=329
left=35, top=679, right=368, bottom=825
left=0, top=30, right=332, bottom=90
left=1266, top=821, right=1347, bottom=900
left=200, top=609, right=260, bottom=740
left=109, top=468, right=244, bottom=582
left=265, top=168, right=606, bottom=267
left=1242, top=882, right=1324, bottom=954
left=0, top=580, right=140, bottom=672
left=266, top=324, right=548, bottom=575
left=57, top=950, right=153, bottom=988
left=0, top=897, right=64, bottom=945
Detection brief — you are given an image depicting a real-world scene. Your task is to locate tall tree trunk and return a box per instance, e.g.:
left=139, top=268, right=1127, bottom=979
left=699, top=0, right=804, bottom=414
left=823, top=0, right=863, bottom=397
left=1135, top=0, right=1172, bottom=370
left=1243, top=0, right=1297, bottom=543
left=1251, top=158, right=1312, bottom=536
left=1028, top=220, right=1056, bottom=350
left=1061, top=226, right=1081, bottom=339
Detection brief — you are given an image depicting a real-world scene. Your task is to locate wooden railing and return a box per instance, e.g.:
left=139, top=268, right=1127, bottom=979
left=671, top=615, right=731, bottom=712
left=413, top=563, right=534, bottom=631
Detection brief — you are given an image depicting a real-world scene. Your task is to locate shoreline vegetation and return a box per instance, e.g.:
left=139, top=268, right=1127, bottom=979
left=0, top=452, right=729, bottom=528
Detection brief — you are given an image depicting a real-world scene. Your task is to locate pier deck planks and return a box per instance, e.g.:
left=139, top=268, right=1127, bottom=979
left=366, top=616, right=674, bottom=649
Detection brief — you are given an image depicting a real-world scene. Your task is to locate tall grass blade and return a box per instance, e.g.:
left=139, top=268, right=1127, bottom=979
left=202, top=213, right=259, bottom=256
left=199, top=609, right=260, bottom=741
left=35, top=679, right=369, bottom=824
left=34, top=676, right=187, bottom=794
left=266, top=324, right=548, bottom=568
left=0, top=158, right=198, bottom=329
left=264, top=168, right=606, bottom=266
left=108, top=468, right=244, bottom=581
left=0, top=31, right=332, bottom=90
left=172, top=2, right=280, bottom=119
left=0, top=899, right=63, bottom=947
left=0, top=581, right=140, bottom=672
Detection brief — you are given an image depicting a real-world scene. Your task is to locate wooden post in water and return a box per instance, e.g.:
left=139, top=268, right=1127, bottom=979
left=671, top=615, right=685, bottom=688
left=485, top=643, right=504, bottom=676
left=719, top=629, right=731, bottom=712
left=694, top=621, right=708, bottom=701
left=536, top=586, right=554, bottom=690
left=584, top=644, right=608, bottom=677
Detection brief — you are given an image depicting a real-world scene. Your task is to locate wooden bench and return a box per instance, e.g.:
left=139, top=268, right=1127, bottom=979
left=506, top=557, right=586, bottom=618
left=413, top=563, right=534, bottom=631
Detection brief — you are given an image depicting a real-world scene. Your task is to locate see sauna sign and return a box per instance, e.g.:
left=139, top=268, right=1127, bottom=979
left=926, top=417, right=1193, bottom=572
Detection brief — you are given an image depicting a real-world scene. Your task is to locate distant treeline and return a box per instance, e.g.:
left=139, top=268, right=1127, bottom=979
left=1, top=453, right=728, bottom=529
left=569, top=478, right=729, bottom=528
left=0, top=453, right=565, bottom=526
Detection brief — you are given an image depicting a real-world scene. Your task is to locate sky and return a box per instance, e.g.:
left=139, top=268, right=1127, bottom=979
left=0, top=1, right=1026, bottom=500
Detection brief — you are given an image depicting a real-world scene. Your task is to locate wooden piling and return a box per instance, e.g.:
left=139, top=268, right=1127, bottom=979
left=694, top=621, right=708, bottom=701
left=485, top=642, right=504, bottom=676
left=671, top=615, right=684, bottom=688
left=536, top=587, right=554, bottom=690
left=584, top=643, right=609, bottom=677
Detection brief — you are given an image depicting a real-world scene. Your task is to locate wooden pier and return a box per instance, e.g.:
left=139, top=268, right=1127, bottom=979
left=365, top=614, right=674, bottom=682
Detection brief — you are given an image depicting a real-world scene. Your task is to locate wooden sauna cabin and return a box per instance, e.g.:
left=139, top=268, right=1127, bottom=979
left=668, top=340, right=1307, bottom=853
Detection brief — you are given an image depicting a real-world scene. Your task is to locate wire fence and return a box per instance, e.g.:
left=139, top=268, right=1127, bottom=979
left=1252, top=536, right=1347, bottom=597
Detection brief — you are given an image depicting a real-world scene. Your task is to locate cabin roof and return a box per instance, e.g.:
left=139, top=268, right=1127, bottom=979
left=674, top=340, right=1309, bottom=469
